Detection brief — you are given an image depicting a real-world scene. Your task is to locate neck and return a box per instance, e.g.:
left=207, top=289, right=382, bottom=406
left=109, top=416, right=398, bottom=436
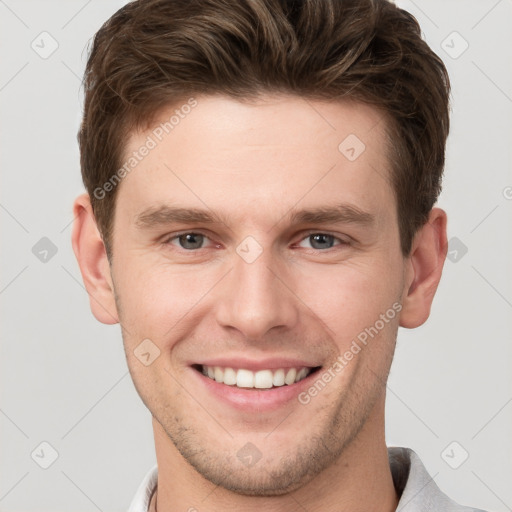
left=150, top=400, right=398, bottom=512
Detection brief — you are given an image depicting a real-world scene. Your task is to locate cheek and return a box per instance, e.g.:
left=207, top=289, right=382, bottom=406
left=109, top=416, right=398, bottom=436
left=114, top=259, right=215, bottom=343
left=294, top=260, right=401, bottom=339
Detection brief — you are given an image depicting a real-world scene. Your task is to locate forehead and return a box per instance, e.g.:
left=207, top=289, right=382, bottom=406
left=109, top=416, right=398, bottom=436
left=116, top=94, right=394, bottom=227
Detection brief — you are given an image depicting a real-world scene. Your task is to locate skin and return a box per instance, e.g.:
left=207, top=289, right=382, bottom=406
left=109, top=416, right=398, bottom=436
left=72, top=94, right=447, bottom=512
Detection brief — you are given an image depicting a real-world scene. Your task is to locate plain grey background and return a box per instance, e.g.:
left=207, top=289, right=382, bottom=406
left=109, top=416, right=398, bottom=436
left=1, top=1, right=511, bottom=511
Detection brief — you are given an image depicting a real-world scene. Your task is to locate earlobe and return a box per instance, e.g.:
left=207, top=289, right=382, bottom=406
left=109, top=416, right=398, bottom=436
left=71, top=193, right=119, bottom=325
left=399, top=207, right=448, bottom=329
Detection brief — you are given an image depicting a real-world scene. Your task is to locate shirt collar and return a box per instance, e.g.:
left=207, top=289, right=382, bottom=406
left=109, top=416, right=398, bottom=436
left=388, top=447, right=484, bottom=511
left=127, top=462, right=158, bottom=512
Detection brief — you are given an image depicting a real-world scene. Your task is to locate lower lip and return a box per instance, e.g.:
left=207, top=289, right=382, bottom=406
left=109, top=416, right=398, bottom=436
left=192, top=368, right=319, bottom=412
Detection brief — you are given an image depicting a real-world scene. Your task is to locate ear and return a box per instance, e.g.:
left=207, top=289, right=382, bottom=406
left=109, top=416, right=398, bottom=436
left=71, top=193, right=119, bottom=324
left=399, top=207, right=448, bottom=329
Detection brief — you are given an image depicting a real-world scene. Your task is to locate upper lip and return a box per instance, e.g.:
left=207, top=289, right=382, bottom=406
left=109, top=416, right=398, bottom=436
left=191, top=357, right=321, bottom=372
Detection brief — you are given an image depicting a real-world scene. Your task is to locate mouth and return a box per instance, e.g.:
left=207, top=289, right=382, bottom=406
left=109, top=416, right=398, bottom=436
left=192, top=364, right=322, bottom=390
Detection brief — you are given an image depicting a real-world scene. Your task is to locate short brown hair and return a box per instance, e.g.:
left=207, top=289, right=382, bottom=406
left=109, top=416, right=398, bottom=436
left=78, top=0, right=450, bottom=259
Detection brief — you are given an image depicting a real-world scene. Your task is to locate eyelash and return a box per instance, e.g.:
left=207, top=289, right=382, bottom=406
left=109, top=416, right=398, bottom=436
left=162, top=230, right=350, bottom=253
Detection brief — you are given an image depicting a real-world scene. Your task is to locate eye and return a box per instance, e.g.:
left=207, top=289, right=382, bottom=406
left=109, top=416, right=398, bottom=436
left=167, top=232, right=211, bottom=250
left=163, top=231, right=347, bottom=252
left=297, top=233, right=346, bottom=250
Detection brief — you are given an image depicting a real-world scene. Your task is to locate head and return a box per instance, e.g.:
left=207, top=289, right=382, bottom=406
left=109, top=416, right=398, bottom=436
left=73, top=0, right=450, bottom=496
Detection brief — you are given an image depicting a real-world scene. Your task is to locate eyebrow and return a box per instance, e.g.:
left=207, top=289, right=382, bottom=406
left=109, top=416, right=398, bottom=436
left=134, top=203, right=375, bottom=230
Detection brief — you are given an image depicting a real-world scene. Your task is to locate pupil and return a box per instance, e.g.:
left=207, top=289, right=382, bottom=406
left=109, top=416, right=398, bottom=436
left=180, top=233, right=203, bottom=250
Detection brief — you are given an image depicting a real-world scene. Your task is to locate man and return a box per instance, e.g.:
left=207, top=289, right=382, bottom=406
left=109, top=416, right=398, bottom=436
left=71, top=0, right=487, bottom=510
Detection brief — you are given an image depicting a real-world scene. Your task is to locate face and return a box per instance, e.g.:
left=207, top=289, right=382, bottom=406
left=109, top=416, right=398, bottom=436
left=107, top=95, right=408, bottom=494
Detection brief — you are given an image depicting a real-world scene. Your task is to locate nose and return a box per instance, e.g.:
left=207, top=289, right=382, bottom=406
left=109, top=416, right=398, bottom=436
left=214, top=245, right=299, bottom=340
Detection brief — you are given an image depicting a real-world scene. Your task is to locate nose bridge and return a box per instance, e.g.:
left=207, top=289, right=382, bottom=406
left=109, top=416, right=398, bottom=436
left=214, top=240, right=298, bottom=338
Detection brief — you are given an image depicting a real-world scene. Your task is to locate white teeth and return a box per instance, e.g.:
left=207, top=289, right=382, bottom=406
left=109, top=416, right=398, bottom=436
left=214, top=366, right=223, bottom=383
left=272, top=369, right=285, bottom=386
left=223, top=367, right=237, bottom=385
left=284, top=368, right=297, bottom=385
left=200, top=365, right=313, bottom=389
left=236, top=369, right=254, bottom=388
left=295, top=368, right=308, bottom=382
left=254, top=370, right=273, bottom=389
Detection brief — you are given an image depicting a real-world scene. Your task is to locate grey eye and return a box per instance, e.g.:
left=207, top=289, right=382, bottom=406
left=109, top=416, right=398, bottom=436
left=177, top=233, right=205, bottom=250
left=307, top=234, right=336, bottom=250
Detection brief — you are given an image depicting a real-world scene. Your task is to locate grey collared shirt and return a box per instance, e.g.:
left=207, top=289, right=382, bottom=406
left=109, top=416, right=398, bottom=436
left=388, top=447, right=487, bottom=512
left=127, top=446, right=488, bottom=512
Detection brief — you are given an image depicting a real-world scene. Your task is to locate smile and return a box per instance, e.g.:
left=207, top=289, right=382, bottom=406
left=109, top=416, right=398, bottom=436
left=196, top=365, right=320, bottom=389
